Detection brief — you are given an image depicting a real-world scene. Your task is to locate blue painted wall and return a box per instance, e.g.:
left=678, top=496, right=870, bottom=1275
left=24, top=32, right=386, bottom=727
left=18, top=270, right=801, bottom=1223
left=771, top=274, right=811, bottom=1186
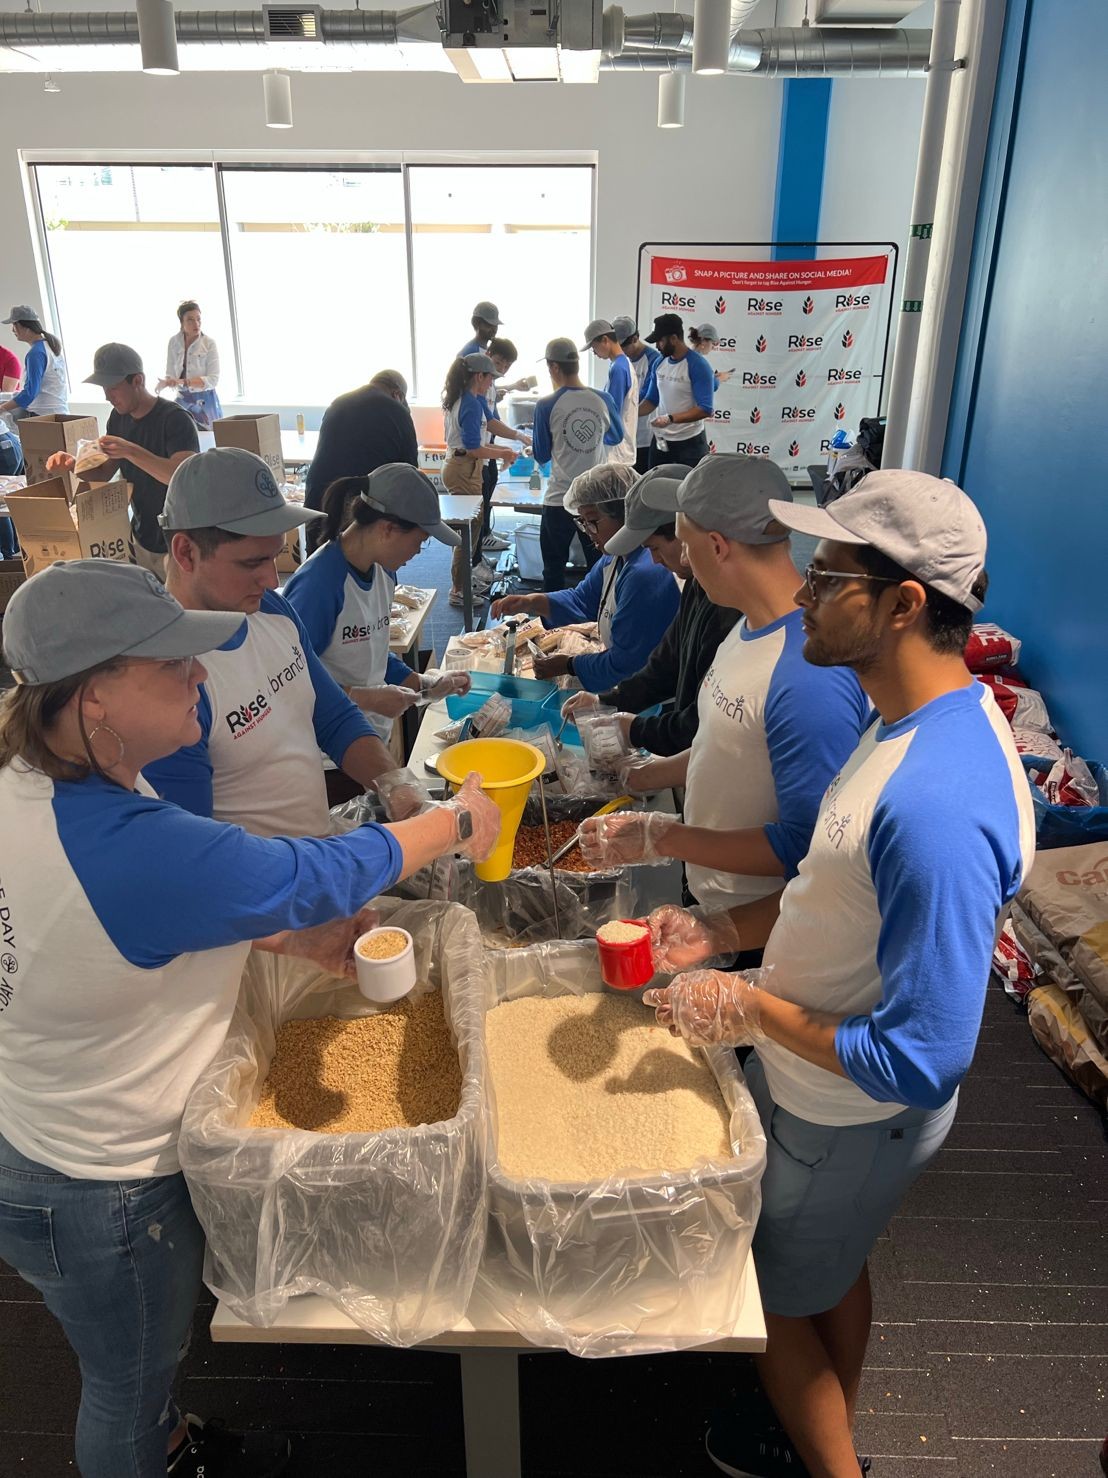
left=944, top=0, right=1107, bottom=757
left=772, top=79, right=832, bottom=259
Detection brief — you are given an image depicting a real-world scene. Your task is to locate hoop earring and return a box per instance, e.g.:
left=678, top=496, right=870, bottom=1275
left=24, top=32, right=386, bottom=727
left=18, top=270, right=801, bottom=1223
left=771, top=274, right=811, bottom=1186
left=88, top=723, right=125, bottom=769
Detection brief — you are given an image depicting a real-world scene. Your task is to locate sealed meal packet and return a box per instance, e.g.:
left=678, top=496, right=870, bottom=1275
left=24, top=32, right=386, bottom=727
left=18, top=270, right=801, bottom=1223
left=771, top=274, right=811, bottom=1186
left=74, top=438, right=110, bottom=476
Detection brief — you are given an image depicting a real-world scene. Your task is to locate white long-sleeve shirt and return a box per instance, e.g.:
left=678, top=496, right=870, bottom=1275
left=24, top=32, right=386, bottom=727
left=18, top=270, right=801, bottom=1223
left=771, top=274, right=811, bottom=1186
left=165, top=330, right=220, bottom=389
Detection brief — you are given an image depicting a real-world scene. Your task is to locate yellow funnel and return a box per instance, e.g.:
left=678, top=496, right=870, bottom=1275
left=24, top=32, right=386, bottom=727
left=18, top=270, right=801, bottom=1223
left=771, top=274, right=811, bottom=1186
left=436, top=738, right=546, bottom=882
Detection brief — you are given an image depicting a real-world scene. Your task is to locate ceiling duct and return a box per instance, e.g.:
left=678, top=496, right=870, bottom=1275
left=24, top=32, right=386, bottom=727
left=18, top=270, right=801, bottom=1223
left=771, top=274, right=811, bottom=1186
left=263, top=6, right=323, bottom=40
left=606, top=22, right=930, bottom=76
left=0, top=7, right=439, bottom=50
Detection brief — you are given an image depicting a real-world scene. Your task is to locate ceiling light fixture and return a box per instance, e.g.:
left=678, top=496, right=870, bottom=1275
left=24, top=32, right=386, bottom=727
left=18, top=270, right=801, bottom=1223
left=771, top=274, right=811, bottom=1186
left=137, top=0, right=179, bottom=75
left=692, top=0, right=731, bottom=75
left=43, top=74, right=61, bottom=94
left=263, top=69, right=294, bottom=127
left=658, top=71, right=685, bottom=128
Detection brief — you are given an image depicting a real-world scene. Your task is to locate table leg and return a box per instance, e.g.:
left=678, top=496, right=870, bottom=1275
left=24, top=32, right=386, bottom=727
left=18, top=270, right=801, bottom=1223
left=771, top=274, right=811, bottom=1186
left=458, top=1348, right=521, bottom=1478
left=461, top=520, right=474, bottom=632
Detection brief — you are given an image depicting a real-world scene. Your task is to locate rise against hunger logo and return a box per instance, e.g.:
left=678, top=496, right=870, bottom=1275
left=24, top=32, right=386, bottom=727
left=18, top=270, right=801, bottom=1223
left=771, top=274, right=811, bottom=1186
left=754, top=335, right=768, bottom=354
left=802, top=296, right=815, bottom=316
left=715, top=296, right=727, bottom=315
left=225, top=644, right=308, bottom=738
left=788, top=440, right=801, bottom=458
left=749, top=407, right=762, bottom=425
left=795, top=370, right=807, bottom=388
left=255, top=468, right=281, bottom=499
left=834, top=403, right=847, bottom=421
left=841, top=329, right=855, bottom=349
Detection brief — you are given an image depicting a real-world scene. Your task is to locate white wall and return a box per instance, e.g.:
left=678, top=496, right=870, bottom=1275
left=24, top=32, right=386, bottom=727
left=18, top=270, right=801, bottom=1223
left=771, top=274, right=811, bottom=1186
left=0, top=66, right=785, bottom=424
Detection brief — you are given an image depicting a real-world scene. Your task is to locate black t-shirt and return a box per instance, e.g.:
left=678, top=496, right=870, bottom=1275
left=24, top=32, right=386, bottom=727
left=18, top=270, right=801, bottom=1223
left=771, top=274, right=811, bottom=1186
left=106, top=398, right=199, bottom=553
left=305, top=386, right=419, bottom=510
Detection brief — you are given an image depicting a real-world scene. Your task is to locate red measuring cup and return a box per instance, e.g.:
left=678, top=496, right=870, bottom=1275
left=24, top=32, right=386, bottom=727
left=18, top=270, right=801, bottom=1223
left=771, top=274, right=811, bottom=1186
left=596, top=919, right=654, bottom=990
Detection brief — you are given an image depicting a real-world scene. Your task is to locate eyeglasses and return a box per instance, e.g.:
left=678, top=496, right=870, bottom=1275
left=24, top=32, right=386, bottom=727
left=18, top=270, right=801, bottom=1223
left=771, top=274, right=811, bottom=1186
left=803, top=564, right=902, bottom=602
left=574, top=515, right=604, bottom=533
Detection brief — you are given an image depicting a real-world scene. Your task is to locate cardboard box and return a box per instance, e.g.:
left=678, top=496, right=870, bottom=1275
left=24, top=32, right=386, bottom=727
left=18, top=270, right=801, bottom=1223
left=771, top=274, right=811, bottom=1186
left=275, top=523, right=305, bottom=577
left=213, top=413, right=285, bottom=483
left=7, top=476, right=132, bottom=577
left=0, top=557, right=25, bottom=613
left=18, top=413, right=100, bottom=497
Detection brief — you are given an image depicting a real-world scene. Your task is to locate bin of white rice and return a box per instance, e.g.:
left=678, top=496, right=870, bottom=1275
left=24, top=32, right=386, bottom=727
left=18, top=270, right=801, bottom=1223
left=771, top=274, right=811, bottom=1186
left=477, top=941, right=766, bottom=1358
left=179, top=901, right=489, bottom=1346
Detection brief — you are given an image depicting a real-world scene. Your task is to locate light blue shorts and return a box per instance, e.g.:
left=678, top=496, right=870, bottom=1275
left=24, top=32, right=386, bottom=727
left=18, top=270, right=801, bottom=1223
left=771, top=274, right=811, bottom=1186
left=745, top=1053, right=958, bottom=1318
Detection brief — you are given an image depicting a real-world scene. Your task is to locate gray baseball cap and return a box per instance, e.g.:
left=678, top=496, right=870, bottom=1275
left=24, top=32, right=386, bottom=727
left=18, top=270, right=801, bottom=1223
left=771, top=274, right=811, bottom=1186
left=768, top=469, right=988, bottom=612
left=580, top=318, right=616, bottom=350
left=692, top=322, right=720, bottom=343
left=160, top=447, right=323, bottom=536
left=3, top=560, right=243, bottom=686
left=542, top=337, right=579, bottom=364
left=359, top=462, right=460, bottom=547
left=605, top=463, right=691, bottom=556
left=2, top=304, right=40, bottom=325
left=472, top=300, right=502, bottom=326
left=84, top=342, right=144, bottom=388
left=678, top=454, right=793, bottom=544
left=611, top=315, right=637, bottom=344
left=460, top=351, right=495, bottom=375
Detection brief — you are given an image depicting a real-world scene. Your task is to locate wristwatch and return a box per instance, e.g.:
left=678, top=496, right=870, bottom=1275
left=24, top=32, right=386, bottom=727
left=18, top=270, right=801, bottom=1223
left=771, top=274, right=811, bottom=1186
left=454, top=808, right=474, bottom=843
left=565, top=656, right=576, bottom=677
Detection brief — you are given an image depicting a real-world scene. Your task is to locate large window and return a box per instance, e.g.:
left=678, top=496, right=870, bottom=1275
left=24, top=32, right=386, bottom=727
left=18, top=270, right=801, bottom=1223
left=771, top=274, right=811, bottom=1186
left=31, top=160, right=593, bottom=406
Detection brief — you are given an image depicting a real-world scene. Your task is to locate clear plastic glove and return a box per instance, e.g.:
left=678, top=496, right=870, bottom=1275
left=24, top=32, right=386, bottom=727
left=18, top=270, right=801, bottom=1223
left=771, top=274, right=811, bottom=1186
left=353, top=684, right=421, bottom=719
left=255, top=903, right=380, bottom=983
left=619, top=755, right=663, bottom=794
left=646, top=904, right=741, bottom=972
left=578, top=811, right=676, bottom=868
left=644, top=969, right=765, bottom=1047
left=420, top=669, right=472, bottom=702
left=375, top=767, right=434, bottom=820
left=442, top=771, right=501, bottom=862
left=561, top=691, right=599, bottom=721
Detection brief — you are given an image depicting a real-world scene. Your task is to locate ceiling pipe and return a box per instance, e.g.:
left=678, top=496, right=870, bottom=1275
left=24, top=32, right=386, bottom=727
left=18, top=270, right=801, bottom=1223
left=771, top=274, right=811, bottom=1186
left=0, top=7, right=439, bottom=48
left=606, top=27, right=930, bottom=76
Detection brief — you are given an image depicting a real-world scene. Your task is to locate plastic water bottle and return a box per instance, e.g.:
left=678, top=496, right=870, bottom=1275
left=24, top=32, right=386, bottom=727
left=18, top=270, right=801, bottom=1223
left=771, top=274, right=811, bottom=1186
left=529, top=467, right=542, bottom=492
left=827, top=428, right=852, bottom=473
left=296, top=412, right=305, bottom=438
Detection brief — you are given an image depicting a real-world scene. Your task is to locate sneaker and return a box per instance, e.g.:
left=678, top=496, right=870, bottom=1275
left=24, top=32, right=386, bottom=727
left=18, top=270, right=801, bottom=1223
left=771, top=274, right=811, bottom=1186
left=471, top=559, right=499, bottom=587
left=706, top=1418, right=809, bottom=1477
left=168, top=1415, right=291, bottom=1476
left=482, top=532, right=510, bottom=552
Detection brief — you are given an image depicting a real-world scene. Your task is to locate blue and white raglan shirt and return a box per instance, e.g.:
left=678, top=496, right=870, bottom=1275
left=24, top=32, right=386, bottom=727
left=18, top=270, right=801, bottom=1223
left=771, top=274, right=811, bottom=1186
left=759, top=683, right=1036, bottom=1126
left=628, top=344, right=662, bottom=450
left=0, top=763, right=403, bottom=1179
left=685, top=608, right=870, bottom=912
left=532, top=386, right=624, bottom=505
left=10, top=338, right=67, bottom=414
left=444, top=390, right=489, bottom=454
left=144, top=589, right=377, bottom=838
left=544, top=546, right=680, bottom=692
left=640, top=347, right=714, bottom=442
left=603, top=354, right=639, bottom=466
left=283, top=539, right=414, bottom=692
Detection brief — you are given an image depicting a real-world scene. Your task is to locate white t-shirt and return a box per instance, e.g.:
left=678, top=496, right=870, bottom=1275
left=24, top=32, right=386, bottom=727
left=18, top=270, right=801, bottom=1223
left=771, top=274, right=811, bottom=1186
left=684, top=609, right=869, bottom=911
left=640, top=348, right=714, bottom=443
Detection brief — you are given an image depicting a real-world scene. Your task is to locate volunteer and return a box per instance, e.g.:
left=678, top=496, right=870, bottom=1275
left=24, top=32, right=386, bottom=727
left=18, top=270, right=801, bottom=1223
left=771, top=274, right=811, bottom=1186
left=457, top=299, right=502, bottom=358
left=561, top=463, right=739, bottom=755
left=480, top=335, right=533, bottom=556
left=0, top=304, right=68, bottom=418
left=638, top=313, right=714, bottom=469
left=47, top=343, right=199, bottom=581
left=0, top=423, right=21, bottom=560
left=283, top=465, right=471, bottom=732
left=491, top=463, right=679, bottom=693
left=156, top=300, right=222, bottom=432
left=0, top=340, right=20, bottom=394
left=0, top=559, right=498, bottom=1478
left=688, top=322, right=733, bottom=391
left=531, top=336, right=625, bottom=591
left=581, top=455, right=868, bottom=963
left=441, top=351, right=523, bottom=608
left=305, top=369, right=418, bottom=544
left=643, top=472, right=1034, bottom=1478
left=612, top=315, right=661, bottom=474
left=581, top=318, right=638, bottom=466
left=144, top=447, right=400, bottom=838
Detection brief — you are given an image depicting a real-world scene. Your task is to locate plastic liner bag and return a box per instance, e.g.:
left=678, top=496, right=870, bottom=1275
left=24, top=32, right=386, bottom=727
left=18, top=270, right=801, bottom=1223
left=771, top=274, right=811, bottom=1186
left=475, top=941, right=766, bottom=1358
left=1026, top=983, right=1108, bottom=1109
left=179, top=899, right=489, bottom=1346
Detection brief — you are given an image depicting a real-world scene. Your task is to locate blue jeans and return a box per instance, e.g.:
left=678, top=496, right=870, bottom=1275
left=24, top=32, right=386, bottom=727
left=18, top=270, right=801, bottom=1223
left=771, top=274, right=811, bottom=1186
left=0, top=1132, right=206, bottom=1477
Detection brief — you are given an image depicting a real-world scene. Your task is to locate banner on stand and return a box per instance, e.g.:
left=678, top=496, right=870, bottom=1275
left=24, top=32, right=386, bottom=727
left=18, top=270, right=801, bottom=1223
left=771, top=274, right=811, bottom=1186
left=638, top=246, right=895, bottom=480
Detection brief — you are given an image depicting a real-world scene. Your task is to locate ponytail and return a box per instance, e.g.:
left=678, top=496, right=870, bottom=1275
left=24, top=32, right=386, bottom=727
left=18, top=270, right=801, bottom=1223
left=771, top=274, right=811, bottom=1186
left=318, top=476, right=419, bottom=548
left=441, top=358, right=473, bottom=412
left=17, top=319, right=61, bottom=357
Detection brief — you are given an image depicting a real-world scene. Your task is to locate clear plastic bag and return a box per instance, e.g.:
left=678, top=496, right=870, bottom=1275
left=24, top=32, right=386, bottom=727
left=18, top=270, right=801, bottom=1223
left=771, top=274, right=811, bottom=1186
left=476, top=941, right=766, bottom=1357
left=576, top=706, right=634, bottom=781
left=178, top=899, right=489, bottom=1345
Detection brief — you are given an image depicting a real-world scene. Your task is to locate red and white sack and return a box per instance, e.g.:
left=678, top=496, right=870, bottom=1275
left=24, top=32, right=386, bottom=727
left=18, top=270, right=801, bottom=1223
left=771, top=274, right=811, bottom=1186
left=1028, top=751, right=1099, bottom=808
left=977, top=674, right=1052, bottom=733
left=1011, top=727, right=1064, bottom=761
left=993, top=918, right=1041, bottom=999
left=964, top=623, right=1022, bottom=674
